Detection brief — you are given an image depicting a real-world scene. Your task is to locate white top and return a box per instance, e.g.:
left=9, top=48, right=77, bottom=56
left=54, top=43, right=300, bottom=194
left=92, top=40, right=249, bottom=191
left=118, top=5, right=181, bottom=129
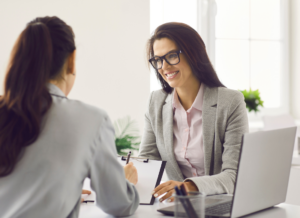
left=0, top=84, right=139, bottom=218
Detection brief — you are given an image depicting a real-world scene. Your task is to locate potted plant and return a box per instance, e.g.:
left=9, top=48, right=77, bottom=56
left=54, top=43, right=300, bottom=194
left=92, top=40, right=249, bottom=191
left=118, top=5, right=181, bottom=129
left=240, top=89, right=264, bottom=113
left=113, top=116, right=141, bottom=156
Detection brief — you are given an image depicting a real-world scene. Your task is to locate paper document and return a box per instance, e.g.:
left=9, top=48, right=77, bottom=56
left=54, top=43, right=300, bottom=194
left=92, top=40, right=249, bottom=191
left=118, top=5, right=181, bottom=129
left=81, top=157, right=166, bottom=205
left=117, top=156, right=166, bottom=205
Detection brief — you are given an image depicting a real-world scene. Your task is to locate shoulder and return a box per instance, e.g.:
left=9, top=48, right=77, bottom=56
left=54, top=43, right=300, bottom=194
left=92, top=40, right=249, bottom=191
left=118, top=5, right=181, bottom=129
left=150, top=89, right=169, bottom=103
left=215, top=87, right=246, bottom=113
left=204, top=85, right=244, bottom=107
left=147, top=89, right=170, bottom=108
left=51, top=96, right=110, bottom=125
left=217, top=87, right=244, bottom=101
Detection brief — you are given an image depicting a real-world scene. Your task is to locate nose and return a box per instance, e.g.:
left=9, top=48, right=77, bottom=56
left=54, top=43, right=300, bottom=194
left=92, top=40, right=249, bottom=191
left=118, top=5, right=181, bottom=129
left=161, top=59, right=171, bottom=71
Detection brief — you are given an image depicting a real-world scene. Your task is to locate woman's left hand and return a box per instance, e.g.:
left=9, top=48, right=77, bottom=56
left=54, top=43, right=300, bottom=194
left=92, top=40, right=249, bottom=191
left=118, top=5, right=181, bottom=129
left=81, top=189, right=92, bottom=203
left=152, top=180, right=198, bottom=203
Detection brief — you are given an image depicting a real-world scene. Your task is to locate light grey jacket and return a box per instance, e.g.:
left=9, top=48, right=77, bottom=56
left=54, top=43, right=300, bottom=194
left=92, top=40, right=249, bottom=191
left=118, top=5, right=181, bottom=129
left=139, top=85, right=249, bottom=195
left=0, top=84, right=139, bottom=218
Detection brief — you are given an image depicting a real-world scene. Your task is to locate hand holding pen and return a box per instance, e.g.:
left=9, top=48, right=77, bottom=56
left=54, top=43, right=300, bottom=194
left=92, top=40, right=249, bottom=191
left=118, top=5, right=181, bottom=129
left=123, top=151, right=138, bottom=185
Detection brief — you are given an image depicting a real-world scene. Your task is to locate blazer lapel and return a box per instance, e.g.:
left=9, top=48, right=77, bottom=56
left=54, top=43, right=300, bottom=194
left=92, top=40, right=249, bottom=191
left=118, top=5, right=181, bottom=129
left=162, top=93, right=184, bottom=180
left=202, top=85, right=218, bottom=175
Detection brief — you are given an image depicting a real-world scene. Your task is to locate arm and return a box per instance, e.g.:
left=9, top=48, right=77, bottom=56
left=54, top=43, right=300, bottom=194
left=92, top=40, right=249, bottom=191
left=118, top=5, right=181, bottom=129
left=185, top=92, right=249, bottom=195
left=138, top=92, right=161, bottom=160
left=89, top=115, right=139, bottom=216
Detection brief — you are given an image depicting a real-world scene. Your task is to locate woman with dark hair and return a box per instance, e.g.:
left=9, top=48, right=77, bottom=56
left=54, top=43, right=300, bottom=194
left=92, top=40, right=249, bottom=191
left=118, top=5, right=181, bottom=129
left=139, top=22, right=249, bottom=202
left=0, top=16, right=139, bottom=217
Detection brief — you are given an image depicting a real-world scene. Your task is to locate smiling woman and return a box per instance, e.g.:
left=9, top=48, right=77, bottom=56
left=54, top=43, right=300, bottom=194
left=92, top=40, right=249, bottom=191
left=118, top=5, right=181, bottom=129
left=139, top=22, right=249, bottom=203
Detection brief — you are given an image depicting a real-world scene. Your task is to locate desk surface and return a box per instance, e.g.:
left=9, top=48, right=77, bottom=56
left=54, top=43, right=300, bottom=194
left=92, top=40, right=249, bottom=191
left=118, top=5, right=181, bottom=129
left=79, top=200, right=300, bottom=218
left=293, top=151, right=300, bottom=165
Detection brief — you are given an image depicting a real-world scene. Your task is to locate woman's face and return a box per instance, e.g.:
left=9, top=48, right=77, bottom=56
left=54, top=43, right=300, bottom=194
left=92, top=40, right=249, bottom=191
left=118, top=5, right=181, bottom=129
left=153, top=38, right=197, bottom=90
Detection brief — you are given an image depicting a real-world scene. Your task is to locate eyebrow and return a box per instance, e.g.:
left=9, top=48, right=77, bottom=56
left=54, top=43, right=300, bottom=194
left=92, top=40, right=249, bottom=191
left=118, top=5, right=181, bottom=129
left=154, top=49, right=178, bottom=58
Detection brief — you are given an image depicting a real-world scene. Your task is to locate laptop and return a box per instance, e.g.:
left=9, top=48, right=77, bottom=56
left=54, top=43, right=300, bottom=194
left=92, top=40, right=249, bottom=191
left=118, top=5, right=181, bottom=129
left=157, top=127, right=297, bottom=217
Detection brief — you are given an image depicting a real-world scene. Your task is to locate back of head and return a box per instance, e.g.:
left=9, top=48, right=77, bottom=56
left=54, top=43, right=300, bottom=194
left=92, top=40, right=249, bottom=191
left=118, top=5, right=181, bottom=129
left=0, top=16, right=76, bottom=177
left=147, top=22, right=224, bottom=93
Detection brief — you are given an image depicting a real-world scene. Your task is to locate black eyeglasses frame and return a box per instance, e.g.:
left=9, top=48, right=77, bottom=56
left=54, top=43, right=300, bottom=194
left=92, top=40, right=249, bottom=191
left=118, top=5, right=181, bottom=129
left=149, top=50, right=182, bottom=70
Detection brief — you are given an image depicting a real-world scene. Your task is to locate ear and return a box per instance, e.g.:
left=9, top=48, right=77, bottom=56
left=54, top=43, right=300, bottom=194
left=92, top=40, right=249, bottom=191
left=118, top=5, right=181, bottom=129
left=67, top=50, right=76, bottom=75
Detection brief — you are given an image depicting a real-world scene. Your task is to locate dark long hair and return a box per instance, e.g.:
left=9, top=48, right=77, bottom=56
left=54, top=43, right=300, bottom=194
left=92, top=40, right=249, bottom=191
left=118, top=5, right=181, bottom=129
left=0, top=16, right=76, bottom=177
left=147, top=22, right=225, bottom=93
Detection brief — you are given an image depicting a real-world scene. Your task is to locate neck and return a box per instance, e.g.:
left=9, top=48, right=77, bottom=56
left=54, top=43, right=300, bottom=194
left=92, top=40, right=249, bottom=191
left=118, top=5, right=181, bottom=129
left=176, top=80, right=201, bottom=111
left=49, top=80, right=68, bottom=96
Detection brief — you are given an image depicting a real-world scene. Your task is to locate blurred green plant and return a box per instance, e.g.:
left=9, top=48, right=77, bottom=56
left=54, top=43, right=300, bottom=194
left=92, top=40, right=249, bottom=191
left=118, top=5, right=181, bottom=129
left=240, top=89, right=264, bottom=113
left=113, top=116, right=140, bottom=156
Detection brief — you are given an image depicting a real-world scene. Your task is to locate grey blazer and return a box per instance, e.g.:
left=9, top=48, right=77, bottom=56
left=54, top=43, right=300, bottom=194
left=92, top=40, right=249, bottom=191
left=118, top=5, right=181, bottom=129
left=139, top=85, right=249, bottom=195
left=0, top=84, right=139, bottom=218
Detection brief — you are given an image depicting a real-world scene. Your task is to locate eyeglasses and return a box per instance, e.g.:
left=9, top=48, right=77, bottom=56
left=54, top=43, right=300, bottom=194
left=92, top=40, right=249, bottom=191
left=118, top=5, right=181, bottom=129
left=149, top=50, right=182, bottom=70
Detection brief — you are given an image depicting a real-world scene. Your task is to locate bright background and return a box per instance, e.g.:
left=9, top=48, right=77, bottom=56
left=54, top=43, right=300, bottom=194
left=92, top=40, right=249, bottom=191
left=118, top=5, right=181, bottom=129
left=0, top=0, right=150, bottom=132
left=1, top=0, right=300, bottom=130
left=1, top=0, right=300, bottom=207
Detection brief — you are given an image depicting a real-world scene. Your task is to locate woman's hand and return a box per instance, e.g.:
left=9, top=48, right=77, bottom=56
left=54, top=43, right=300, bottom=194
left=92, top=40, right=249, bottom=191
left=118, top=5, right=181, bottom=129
left=124, top=162, right=138, bottom=185
left=152, top=180, right=199, bottom=202
left=81, top=189, right=91, bottom=203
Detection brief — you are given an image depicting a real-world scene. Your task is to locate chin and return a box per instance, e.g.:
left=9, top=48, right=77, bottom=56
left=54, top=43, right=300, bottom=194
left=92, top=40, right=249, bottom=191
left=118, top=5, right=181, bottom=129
left=167, top=82, right=179, bottom=88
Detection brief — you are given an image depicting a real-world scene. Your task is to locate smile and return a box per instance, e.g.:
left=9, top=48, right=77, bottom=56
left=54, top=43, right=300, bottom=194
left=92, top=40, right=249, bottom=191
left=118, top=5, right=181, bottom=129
left=165, top=71, right=179, bottom=78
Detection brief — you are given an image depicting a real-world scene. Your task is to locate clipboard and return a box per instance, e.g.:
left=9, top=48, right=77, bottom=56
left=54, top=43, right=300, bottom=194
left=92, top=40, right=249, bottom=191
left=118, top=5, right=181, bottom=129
left=117, top=156, right=167, bottom=205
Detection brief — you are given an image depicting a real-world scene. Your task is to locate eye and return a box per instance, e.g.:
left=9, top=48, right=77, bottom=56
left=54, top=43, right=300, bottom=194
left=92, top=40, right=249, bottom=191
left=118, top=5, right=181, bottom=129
left=167, top=53, right=178, bottom=59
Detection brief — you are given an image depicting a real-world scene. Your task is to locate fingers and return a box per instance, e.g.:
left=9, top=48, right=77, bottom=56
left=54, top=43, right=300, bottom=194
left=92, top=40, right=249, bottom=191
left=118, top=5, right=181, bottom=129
left=154, top=184, right=174, bottom=198
left=153, top=181, right=170, bottom=194
left=82, top=189, right=91, bottom=195
left=168, top=196, right=175, bottom=202
left=125, top=162, right=133, bottom=167
left=159, top=189, right=175, bottom=202
left=152, top=180, right=182, bottom=198
left=124, top=162, right=138, bottom=185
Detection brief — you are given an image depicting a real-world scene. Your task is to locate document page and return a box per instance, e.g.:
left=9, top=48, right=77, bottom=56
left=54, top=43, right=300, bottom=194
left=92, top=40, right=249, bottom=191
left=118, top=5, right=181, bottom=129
left=117, top=157, right=166, bottom=205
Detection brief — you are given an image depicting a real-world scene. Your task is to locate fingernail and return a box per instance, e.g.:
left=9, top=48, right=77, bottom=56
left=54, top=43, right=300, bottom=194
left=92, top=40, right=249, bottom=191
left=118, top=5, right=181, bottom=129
left=151, top=191, right=155, bottom=195
left=168, top=199, right=172, bottom=202
left=154, top=194, right=158, bottom=197
left=159, top=198, right=163, bottom=202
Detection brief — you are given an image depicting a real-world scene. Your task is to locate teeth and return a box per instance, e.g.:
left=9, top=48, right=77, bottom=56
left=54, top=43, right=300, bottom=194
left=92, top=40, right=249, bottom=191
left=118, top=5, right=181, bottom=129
left=166, top=71, right=178, bottom=77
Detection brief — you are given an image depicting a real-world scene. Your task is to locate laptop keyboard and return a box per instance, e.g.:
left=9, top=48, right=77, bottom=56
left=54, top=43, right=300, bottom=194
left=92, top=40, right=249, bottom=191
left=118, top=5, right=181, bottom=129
left=205, top=201, right=232, bottom=215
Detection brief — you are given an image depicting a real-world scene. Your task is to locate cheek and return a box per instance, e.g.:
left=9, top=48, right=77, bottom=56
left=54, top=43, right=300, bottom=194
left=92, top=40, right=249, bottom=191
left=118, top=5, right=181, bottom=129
left=178, top=62, right=192, bottom=76
left=158, top=70, right=165, bottom=78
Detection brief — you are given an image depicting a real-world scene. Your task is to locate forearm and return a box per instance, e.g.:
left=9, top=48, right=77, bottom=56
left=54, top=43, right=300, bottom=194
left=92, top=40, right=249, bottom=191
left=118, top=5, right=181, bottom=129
left=185, top=169, right=236, bottom=195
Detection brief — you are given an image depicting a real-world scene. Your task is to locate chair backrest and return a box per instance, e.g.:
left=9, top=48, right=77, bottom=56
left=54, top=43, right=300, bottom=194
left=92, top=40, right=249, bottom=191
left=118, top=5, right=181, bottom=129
left=263, top=114, right=296, bottom=131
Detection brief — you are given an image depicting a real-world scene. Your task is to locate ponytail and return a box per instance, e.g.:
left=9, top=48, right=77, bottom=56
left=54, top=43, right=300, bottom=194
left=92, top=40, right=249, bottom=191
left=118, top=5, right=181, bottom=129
left=0, top=17, right=75, bottom=177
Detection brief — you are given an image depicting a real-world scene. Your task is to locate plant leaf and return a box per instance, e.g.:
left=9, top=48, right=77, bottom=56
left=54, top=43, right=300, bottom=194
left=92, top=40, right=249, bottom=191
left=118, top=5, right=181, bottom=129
left=113, top=116, right=141, bottom=155
left=239, top=89, right=264, bottom=113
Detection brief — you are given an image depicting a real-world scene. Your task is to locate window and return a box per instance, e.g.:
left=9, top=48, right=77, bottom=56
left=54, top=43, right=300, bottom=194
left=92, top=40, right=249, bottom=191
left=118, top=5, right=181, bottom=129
left=150, top=0, right=289, bottom=120
left=214, top=0, right=289, bottom=119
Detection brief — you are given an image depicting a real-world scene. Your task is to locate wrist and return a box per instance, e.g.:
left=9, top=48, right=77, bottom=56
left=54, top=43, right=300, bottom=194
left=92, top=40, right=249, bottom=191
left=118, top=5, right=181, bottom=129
left=184, top=180, right=199, bottom=192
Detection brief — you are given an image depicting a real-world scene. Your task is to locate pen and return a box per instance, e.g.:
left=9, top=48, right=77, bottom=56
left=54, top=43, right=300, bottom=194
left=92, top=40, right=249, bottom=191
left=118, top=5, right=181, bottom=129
left=82, top=200, right=95, bottom=203
left=175, top=185, right=198, bottom=218
left=174, top=186, right=191, bottom=218
left=126, top=151, right=131, bottom=165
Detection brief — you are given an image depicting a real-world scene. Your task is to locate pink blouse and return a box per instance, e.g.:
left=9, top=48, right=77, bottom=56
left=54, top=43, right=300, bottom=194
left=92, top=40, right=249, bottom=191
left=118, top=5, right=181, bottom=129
left=173, top=84, right=205, bottom=178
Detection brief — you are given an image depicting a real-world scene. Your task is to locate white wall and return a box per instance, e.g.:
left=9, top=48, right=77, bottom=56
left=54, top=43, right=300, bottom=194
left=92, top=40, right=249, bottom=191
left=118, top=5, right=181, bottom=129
left=0, top=0, right=150, bottom=133
left=290, top=0, right=300, bottom=119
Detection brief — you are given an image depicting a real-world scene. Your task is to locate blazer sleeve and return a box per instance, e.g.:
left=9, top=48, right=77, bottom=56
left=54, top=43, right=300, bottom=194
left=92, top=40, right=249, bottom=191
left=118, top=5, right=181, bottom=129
left=89, top=114, right=140, bottom=216
left=138, top=92, right=162, bottom=160
left=185, top=92, right=249, bottom=195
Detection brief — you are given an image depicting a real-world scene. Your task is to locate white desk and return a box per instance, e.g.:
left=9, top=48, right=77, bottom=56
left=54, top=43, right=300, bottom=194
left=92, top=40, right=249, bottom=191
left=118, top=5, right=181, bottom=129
left=79, top=200, right=300, bottom=218
left=292, top=151, right=300, bottom=165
